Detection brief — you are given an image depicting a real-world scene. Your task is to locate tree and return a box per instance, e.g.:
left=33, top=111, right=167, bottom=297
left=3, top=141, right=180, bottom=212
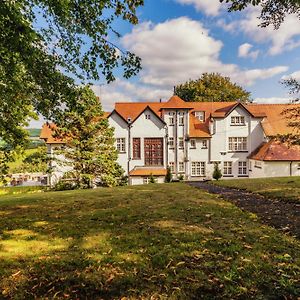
left=0, top=0, right=143, bottom=177
left=175, top=73, right=251, bottom=103
left=213, top=163, right=222, bottom=181
left=220, top=0, right=300, bottom=29
left=280, top=78, right=300, bottom=144
left=55, top=86, right=124, bottom=188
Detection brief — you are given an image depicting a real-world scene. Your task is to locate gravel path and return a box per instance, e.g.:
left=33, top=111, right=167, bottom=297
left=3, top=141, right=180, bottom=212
left=188, top=181, right=300, bottom=239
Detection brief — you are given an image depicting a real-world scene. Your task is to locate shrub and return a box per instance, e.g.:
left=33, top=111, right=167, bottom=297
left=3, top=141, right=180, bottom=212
left=178, top=174, right=184, bottom=181
left=53, top=180, right=78, bottom=191
left=213, top=163, right=222, bottom=181
left=149, top=173, right=156, bottom=184
left=165, top=167, right=172, bottom=183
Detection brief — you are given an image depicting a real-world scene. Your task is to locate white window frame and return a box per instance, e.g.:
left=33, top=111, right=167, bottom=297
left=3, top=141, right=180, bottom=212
left=143, top=177, right=150, bottom=184
left=145, top=114, right=151, bottom=120
left=194, top=111, right=205, bottom=122
left=202, top=140, right=208, bottom=149
left=223, top=161, right=233, bottom=176
left=190, top=139, right=196, bottom=149
left=179, top=162, right=185, bottom=173
left=168, top=137, right=174, bottom=149
left=116, top=138, right=126, bottom=153
left=178, top=137, right=184, bottom=149
left=228, top=137, right=247, bottom=152
left=231, top=116, right=245, bottom=126
left=191, top=162, right=206, bottom=176
left=178, top=116, right=184, bottom=126
left=169, top=116, right=174, bottom=126
left=238, top=161, right=248, bottom=176
left=169, top=162, right=175, bottom=173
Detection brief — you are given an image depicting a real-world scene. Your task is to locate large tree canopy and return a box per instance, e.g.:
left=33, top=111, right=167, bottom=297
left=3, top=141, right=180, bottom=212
left=0, top=0, right=143, bottom=174
left=220, top=0, right=300, bottom=28
left=175, top=73, right=251, bottom=103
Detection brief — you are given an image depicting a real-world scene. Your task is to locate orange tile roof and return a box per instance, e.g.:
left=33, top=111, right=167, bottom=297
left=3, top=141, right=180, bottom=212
left=160, top=95, right=192, bottom=110
left=247, top=104, right=299, bottom=136
left=129, top=167, right=167, bottom=176
left=249, top=140, right=300, bottom=161
left=40, top=123, right=64, bottom=144
left=189, top=114, right=211, bottom=138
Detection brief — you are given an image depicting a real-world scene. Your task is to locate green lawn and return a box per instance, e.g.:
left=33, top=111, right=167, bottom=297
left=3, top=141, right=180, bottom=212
left=0, top=184, right=299, bottom=299
left=214, top=177, right=300, bottom=203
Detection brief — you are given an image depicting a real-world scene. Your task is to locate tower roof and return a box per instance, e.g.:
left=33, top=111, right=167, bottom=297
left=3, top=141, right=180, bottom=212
left=160, top=95, right=192, bottom=110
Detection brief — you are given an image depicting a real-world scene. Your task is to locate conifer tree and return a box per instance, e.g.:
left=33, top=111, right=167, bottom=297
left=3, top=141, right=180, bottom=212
left=56, top=86, right=123, bottom=188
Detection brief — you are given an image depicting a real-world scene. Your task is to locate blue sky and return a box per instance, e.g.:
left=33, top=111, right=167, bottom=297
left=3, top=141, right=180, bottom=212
left=91, top=0, right=300, bottom=112
left=30, top=0, right=300, bottom=127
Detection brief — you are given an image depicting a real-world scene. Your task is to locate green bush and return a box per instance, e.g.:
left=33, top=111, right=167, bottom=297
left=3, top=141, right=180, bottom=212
left=165, top=167, right=172, bottom=183
left=213, top=163, right=222, bottom=181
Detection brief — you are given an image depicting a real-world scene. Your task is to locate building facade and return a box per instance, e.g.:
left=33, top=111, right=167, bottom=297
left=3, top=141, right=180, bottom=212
left=107, top=96, right=300, bottom=185
left=41, top=96, right=300, bottom=185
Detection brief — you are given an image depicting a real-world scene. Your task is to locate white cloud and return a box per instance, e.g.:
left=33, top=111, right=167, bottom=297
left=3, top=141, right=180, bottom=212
left=253, top=97, right=292, bottom=104
left=122, top=17, right=288, bottom=87
left=175, top=0, right=222, bottom=16
left=219, top=8, right=300, bottom=55
left=92, top=79, right=170, bottom=111
left=281, top=70, right=300, bottom=81
left=238, top=43, right=259, bottom=60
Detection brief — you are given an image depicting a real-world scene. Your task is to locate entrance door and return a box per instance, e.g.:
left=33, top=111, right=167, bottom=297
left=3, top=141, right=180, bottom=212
left=144, top=138, right=164, bottom=166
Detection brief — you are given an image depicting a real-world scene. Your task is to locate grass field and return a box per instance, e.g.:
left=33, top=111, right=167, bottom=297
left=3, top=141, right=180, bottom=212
left=0, top=183, right=299, bottom=299
left=214, top=177, right=300, bottom=203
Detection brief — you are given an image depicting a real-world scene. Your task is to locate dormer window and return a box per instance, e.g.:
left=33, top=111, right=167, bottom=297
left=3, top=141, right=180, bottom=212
left=231, top=116, right=245, bottom=125
left=194, top=111, right=205, bottom=122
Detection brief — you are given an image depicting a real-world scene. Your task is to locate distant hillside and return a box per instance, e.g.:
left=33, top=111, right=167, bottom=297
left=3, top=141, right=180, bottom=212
left=27, top=128, right=41, bottom=138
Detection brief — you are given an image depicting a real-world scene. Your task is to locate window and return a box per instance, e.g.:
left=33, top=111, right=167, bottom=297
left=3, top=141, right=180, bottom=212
left=194, top=111, right=205, bottom=122
left=238, top=161, right=247, bottom=175
left=143, top=177, right=150, bottom=184
left=228, top=137, right=247, bottom=151
left=298, top=163, right=300, bottom=169
left=191, top=162, right=205, bottom=176
left=116, top=138, right=126, bottom=153
left=179, top=116, right=184, bottom=126
left=190, top=139, right=196, bottom=149
left=145, top=114, right=151, bottom=120
left=168, top=137, right=174, bottom=149
left=169, top=116, right=174, bottom=126
left=202, top=140, right=208, bottom=149
left=132, top=138, right=141, bottom=160
left=169, top=162, right=175, bottom=173
left=178, top=137, right=184, bottom=149
left=254, top=161, right=262, bottom=169
left=231, top=116, right=245, bottom=125
left=223, top=161, right=233, bottom=176
left=179, top=162, right=185, bottom=173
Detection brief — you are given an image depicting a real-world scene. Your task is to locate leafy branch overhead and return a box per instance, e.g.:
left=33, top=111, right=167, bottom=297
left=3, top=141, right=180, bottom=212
left=0, top=0, right=143, bottom=175
left=220, top=0, right=300, bottom=29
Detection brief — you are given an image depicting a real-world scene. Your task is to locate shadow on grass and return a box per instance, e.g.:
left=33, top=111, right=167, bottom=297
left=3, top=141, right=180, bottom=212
left=0, top=184, right=299, bottom=299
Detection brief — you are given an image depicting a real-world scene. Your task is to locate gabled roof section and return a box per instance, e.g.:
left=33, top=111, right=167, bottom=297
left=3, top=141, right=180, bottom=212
left=246, top=104, right=299, bottom=136
left=211, top=102, right=266, bottom=118
left=40, top=123, right=64, bottom=144
left=131, top=105, right=166, bottom=125
left=249, top=140, right=300, bottom=161
left=112, top=102, right=163, bottom=123
left=160, top=95, right=192, bottom=110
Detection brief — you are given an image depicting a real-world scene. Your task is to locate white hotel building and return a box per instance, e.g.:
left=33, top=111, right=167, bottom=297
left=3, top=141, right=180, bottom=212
left=41, top=95, right=300, bottom=185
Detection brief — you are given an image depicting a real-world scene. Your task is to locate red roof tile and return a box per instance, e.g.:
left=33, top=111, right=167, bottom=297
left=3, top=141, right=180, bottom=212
left=249, top=140, right=300, bottom=161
